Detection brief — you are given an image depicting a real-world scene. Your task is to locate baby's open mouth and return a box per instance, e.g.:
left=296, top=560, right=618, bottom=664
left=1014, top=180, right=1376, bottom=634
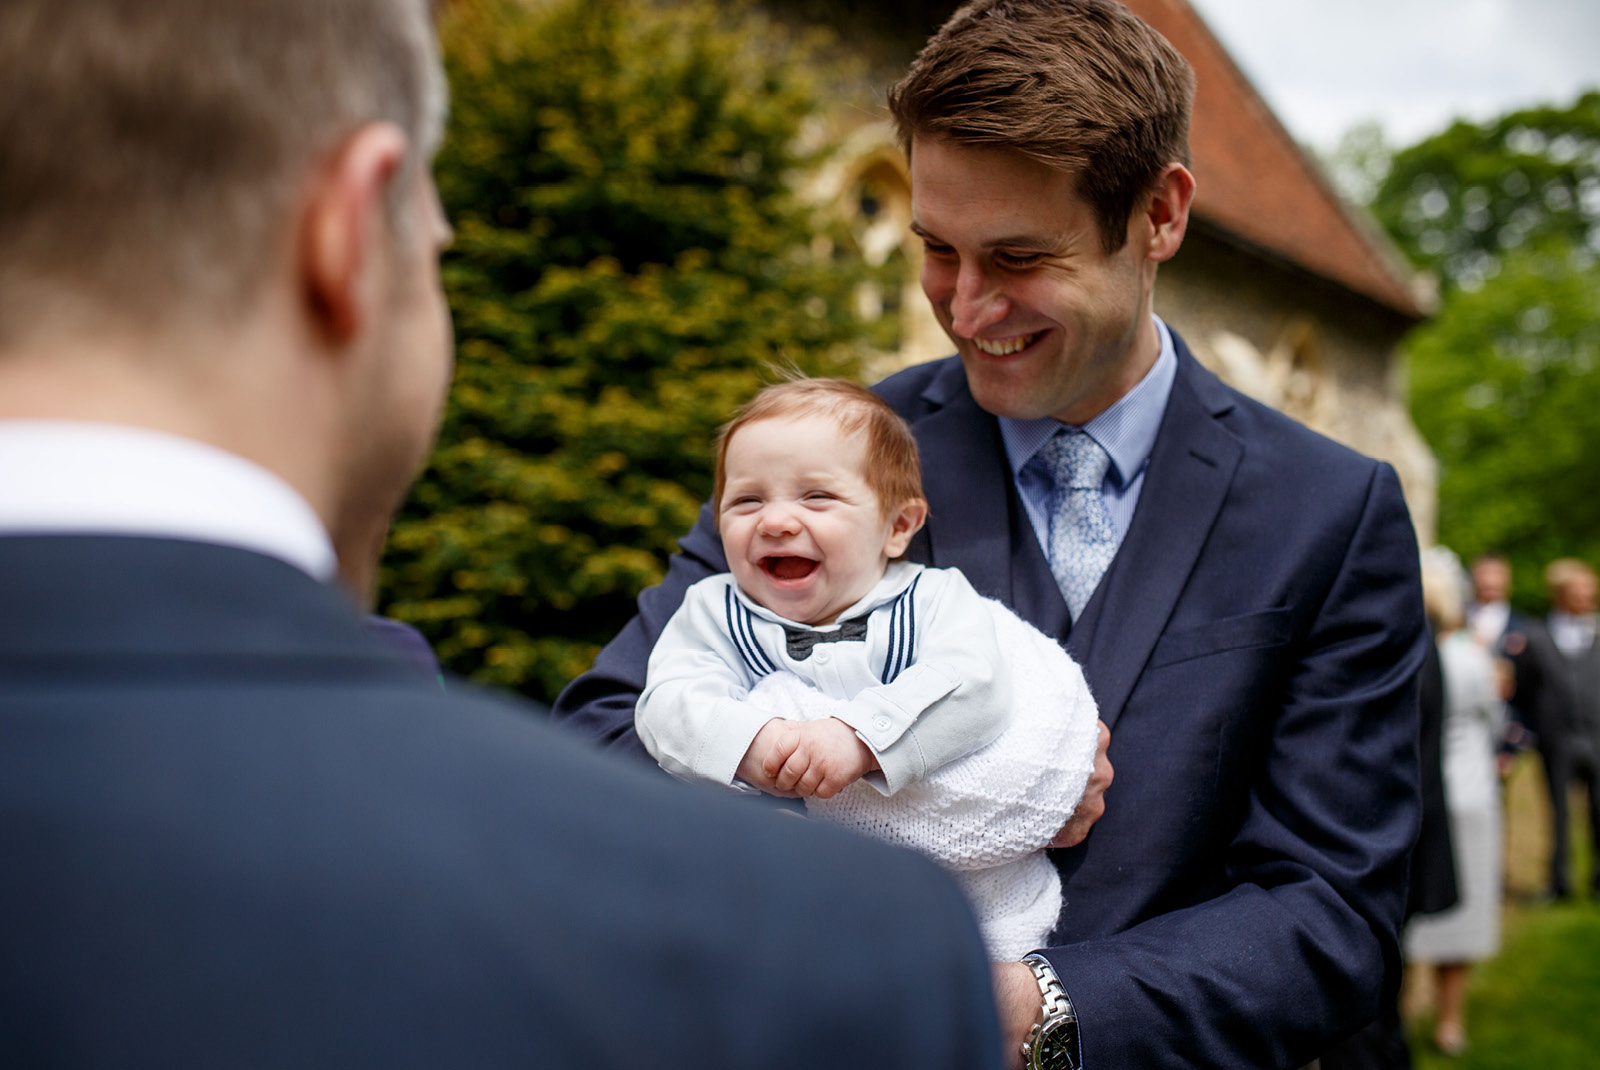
left=761, top=556, right=818, bottom=581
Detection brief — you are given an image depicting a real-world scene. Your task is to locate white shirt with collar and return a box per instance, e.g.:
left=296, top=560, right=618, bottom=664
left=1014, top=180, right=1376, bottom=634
left=1549, top=611, right=1597, bottom=658
left=1000, top=314, right=1179, bottom=551
left=0, top=420, right=336, bottom=580
left=1470, top=600, right=1511, bottom=649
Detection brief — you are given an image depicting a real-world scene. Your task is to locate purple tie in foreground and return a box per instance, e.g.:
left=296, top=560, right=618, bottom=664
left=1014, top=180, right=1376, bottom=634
left=1037, top=429, right=1118, bottom=620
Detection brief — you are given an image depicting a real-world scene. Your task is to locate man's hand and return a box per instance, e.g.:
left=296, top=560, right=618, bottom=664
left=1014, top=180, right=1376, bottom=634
left=992, top=960, right=1039, bottom=1069
left=1049, top=719, right=1112, bottom=848
left=772, top=717, right=879, bottom=798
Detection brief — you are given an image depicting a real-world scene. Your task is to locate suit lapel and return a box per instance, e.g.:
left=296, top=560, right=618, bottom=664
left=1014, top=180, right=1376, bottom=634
left=910, top=368, right=1019, bottom=599
left=908, top=363, right=1072, bottom=639
left=901, top=345, right=1243, bottom=728
left=1068, top=348, right=1243, bottom=730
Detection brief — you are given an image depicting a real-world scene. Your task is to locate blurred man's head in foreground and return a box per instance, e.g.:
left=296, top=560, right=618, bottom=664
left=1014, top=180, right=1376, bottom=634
left=0, top=0, right=456, bottom=579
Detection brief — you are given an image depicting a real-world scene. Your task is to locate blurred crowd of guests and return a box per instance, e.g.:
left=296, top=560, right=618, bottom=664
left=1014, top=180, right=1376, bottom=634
left=1400, top=549, right=1599, bottom=1059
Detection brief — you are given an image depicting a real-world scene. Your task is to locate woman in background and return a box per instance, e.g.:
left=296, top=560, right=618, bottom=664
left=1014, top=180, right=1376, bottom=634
left=1405, top=549, right=1506, bottom=1056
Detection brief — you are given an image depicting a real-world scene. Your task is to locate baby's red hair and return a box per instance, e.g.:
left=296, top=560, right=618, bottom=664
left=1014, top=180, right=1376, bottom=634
left=713, top=378, right=925, bottom=522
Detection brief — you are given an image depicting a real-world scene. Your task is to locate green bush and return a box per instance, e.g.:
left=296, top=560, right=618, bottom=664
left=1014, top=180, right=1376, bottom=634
left=379, top=0, right=879, bottom=701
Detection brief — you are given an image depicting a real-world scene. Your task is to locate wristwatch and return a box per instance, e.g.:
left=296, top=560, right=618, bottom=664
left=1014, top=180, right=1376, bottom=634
left=1020, top=953, right=1081, bottom=1070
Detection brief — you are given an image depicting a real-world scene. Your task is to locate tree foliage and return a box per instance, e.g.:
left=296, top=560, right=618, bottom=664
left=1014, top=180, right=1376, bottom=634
left=1407, top=242, right=1600, bottom=594
left=1348, top=89, right=1600, bottom=605
left=379, top=0, right=876, bottom=700
left=1373, top=92, right=1600, bottom=293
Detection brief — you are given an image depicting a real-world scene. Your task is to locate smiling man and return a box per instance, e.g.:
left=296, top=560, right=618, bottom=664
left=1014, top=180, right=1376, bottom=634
left=906, top=137, right=1186, bottom=427
left=555, top=1, right=1427, bottom=1067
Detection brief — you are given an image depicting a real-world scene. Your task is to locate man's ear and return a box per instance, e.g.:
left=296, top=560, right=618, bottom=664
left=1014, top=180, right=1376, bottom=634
left=885, top=497, right=929, bottom=558
left=299, top=121, right=410, bottom=344
left=1143, top=162, right=1196, bottom=265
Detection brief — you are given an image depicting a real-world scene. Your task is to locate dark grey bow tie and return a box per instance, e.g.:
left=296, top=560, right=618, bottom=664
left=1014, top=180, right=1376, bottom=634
left=785, top=618, right=869, bottom=660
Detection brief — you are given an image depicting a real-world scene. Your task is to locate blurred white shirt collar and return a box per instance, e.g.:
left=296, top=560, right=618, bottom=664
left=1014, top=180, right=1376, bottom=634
left=0, top=420, right=336, bottom=581
left=1469, top=600, right=1509, bottom=647
left=1549, top=611, right=1597, bottom=658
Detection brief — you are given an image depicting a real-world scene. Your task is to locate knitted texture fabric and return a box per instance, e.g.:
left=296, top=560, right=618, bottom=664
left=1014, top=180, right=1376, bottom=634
left=746, top=597, right=1100, bottom=959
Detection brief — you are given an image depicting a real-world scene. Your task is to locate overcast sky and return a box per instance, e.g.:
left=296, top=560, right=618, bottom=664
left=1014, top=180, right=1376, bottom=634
left=1186, top=0, right=1600, bottom=151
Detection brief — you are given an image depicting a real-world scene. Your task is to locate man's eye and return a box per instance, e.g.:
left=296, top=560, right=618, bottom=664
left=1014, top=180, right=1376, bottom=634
left=996, top=251, right=1043, bottom=268
left=921, top=240, right=956, bottom=258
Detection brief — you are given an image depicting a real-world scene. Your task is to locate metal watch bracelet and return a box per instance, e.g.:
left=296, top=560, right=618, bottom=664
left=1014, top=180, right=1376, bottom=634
left=1020, top=953, right=1080, bottom=1070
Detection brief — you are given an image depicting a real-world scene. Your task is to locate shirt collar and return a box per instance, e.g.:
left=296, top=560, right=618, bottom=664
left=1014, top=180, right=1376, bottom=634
left=0, top=420, right=337, bottom=580
left=998, top=315, right=1178, bottom=487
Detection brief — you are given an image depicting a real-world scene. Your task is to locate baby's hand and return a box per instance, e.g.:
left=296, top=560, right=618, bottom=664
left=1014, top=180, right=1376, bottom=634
left=736, top=718, right=805, bottom=796
left=772, top=718, right=878, bottom=799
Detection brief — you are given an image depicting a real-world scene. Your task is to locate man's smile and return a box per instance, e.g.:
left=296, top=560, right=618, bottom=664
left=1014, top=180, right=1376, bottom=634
left=971, top=331, right=1042, bottom=357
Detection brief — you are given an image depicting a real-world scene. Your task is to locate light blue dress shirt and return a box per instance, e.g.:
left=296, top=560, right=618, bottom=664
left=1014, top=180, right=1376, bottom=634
left=998, top=316, right=1178, bottom=553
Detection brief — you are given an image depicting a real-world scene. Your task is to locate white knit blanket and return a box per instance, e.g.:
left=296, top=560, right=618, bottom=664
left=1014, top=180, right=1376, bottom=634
left=746, top=597, right=1100, bottom=959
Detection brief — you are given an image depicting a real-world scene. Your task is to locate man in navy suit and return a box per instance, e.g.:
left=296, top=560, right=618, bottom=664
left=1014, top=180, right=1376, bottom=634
left=555, top=2, right=1427, bottom=1066
left=0, top=1, right=1002, bottom=1066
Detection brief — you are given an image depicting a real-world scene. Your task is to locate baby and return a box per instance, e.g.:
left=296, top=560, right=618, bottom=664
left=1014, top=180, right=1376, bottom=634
left=636, top=378, right=1099, bottom=958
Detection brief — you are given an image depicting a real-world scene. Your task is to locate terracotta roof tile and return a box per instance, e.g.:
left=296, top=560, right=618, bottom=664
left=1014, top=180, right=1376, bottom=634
left=1125, top=0, right=1426, bottom=319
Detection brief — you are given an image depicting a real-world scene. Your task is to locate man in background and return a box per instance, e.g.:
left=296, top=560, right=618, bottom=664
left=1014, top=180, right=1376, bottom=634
left=1468, top=552, right=1564, bottom=899
left=1469, top=552, right=1546, bottom=748
left=0, top=1, right=1000, bottom=1065
left=1543, top=558, right=1600, bottom=900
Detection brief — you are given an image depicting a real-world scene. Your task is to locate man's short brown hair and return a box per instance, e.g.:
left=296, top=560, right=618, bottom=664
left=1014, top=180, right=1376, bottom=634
left=888, top=0, right=1194, bottom=253
left=0, top=0, right=445, bottom=348
left=713, top=378, right=925, bottom=522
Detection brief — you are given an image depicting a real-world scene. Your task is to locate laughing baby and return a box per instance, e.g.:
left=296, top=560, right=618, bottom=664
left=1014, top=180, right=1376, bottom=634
left=635, top=378, right=1100, bottom=958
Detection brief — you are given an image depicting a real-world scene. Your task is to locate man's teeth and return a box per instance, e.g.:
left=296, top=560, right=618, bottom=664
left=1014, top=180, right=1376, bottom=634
left=972, top=333, right=1038, bottom=356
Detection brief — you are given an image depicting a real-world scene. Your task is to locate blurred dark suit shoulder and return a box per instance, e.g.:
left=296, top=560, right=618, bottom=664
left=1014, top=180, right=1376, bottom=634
left=0, top=535, right=998, bottom=1069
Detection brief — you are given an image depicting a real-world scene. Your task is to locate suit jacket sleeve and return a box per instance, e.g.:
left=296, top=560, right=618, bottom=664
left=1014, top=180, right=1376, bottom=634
left=1041, top=462, right=1426, bottom=1069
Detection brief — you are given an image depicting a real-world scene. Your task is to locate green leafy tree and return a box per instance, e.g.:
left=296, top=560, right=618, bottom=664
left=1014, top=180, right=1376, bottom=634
left=1319, top=120, right=1394, bottom=207
left=1346, top=89, right=1600, bottom=604
left=1373, top=91, right=1600, bottom=292
left=1407, top=241, right=1600, bottom=600
left=379, top=0, right=877, bottom=700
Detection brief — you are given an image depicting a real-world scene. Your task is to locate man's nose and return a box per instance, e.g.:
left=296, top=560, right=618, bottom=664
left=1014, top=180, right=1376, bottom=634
left=948, top=263, right=1009, bottom=338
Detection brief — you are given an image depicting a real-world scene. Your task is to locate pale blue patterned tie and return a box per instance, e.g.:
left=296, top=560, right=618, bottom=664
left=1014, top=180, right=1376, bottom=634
left=1036, top=430, right=1118, bottom=619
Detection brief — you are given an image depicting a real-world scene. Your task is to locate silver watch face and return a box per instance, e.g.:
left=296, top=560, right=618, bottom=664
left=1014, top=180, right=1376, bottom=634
left=1035, top=1017, right=1080, bottom=1070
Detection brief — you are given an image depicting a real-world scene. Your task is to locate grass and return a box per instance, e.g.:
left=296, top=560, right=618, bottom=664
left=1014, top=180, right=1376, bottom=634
left=1403, top=757, right=1600, bottom=1068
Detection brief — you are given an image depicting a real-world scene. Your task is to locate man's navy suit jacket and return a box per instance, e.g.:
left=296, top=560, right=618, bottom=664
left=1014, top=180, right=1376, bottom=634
left=0, top=535, right=999, bottom=1069
left=555, top=336, right=1428, bottom=1068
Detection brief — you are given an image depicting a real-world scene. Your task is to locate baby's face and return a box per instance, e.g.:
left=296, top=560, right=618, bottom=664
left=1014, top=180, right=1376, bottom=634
left=719, top=414, right=915, bottom=626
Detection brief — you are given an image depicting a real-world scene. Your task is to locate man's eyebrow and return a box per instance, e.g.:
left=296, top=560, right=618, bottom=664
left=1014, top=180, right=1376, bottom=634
left=908, top=221, right=1057, bottom=249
